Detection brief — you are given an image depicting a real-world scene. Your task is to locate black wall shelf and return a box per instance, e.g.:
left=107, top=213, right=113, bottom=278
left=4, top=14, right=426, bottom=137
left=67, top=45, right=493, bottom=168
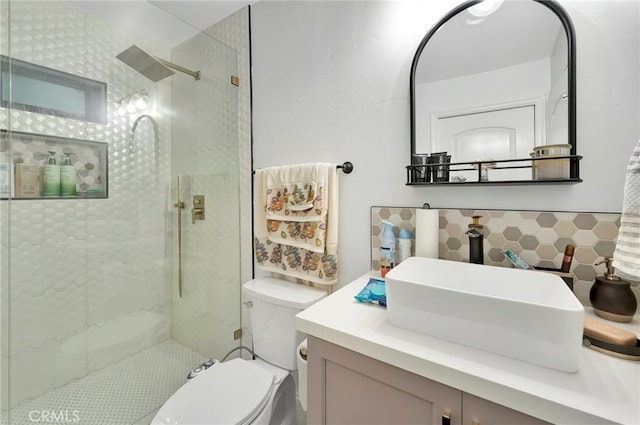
left=406, top=155, right=582, bottom=186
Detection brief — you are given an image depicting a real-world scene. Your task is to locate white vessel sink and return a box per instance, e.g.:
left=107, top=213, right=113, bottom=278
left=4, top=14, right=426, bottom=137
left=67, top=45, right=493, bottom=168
left=385, top=257, right=584, bottom=372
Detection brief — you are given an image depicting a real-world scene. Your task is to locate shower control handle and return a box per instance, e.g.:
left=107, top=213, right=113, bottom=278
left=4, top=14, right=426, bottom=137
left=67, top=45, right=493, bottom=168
left=192, top=195, right=205, bottom=224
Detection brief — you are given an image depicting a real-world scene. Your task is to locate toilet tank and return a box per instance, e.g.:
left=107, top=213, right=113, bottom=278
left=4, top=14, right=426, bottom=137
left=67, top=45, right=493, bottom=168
left=243, top=278, right=326, bottom=370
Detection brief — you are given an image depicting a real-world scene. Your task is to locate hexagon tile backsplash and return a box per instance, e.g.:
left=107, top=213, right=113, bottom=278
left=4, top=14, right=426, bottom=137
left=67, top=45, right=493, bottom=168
left=371, top=207, right=627, bottom=307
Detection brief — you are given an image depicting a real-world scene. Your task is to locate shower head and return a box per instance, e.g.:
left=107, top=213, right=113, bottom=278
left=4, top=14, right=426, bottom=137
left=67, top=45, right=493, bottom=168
left=117, top=45, right=173, bottom=82
left=116, top=45, right=200, bottom=82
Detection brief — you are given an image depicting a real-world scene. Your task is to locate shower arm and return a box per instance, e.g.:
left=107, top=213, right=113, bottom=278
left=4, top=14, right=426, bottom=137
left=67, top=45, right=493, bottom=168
left=155, top=57, right=201, bottom=80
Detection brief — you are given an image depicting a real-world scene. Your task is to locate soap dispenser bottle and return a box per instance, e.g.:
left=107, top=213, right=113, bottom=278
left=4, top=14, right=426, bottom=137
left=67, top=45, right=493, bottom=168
left=466, top=215, right=484, bottom=264
left=0, top=151, right=11, bottom=197
left=380, top=220, right=395, bottom=277
left=42, top=151, right=60, bottom=197
left=60, top=152, right=76, bottom=196
left=589, top=257, right=637, bottom=323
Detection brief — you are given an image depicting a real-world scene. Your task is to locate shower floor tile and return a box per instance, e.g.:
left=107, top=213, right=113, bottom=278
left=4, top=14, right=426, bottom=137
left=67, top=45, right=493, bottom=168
left=4, top=340, right=205, bottom=425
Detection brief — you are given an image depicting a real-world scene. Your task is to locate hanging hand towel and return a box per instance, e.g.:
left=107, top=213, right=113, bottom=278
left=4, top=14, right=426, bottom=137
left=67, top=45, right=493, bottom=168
left=283, top=181, right=317, bottom=211
left=254, top=163, right=339, bottom=285
left=266, top=219, right=327, bottom=253
left=613, top=140, right=640, bottom=280
left=262, top=163, right=331, bottom=252
left=265, top=163, right=328, bottom=221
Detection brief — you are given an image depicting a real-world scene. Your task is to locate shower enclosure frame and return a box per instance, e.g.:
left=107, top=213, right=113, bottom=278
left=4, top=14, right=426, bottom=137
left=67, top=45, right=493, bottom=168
left=0, top=1, right=248, bottom=423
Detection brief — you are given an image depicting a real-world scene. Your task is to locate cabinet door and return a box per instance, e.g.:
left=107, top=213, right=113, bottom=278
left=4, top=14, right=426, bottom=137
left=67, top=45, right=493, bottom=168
left=462, top=393, right=550, bottom=425
left=307, top=336, right=462, bottom=425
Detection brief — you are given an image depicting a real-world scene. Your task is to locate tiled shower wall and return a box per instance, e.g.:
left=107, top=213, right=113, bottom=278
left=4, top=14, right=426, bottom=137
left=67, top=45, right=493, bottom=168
left=371, top=207, right=639, bottom=308
left=0, top=1, right=252, bottom=412
left=0, top=1, right=174, bottom=407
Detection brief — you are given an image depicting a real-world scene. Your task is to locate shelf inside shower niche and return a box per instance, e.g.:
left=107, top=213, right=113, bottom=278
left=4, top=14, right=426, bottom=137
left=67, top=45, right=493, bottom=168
left=1, top=130, right=108, bottom=200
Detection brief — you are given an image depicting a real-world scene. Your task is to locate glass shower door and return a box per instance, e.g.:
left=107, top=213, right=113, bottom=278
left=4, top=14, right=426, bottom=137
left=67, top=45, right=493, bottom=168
left=169, top=30, right=242, bottom=366
left=0, top=1, right=242, bottom=424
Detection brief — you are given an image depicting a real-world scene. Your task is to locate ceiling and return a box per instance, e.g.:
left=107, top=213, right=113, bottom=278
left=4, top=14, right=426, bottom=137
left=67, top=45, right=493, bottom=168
left=67, top=0, right=254, bottom=49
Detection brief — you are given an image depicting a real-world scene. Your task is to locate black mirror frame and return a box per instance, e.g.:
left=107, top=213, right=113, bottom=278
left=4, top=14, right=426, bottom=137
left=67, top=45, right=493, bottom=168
left=409, top=0, right=578, bottom=182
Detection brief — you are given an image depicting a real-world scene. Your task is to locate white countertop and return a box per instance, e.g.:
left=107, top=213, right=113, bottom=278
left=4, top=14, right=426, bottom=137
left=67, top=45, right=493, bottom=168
left=296, top=272, right=640, bottom=425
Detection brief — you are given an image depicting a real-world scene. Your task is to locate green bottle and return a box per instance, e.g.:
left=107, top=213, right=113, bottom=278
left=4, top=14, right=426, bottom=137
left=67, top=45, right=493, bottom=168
left=42, top=151, right=60, bottom=197
left=60, top=152, right=76, bottom=196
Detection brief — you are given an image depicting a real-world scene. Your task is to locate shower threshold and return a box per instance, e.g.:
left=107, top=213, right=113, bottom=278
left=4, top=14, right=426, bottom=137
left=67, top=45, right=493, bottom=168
left=4, top=340, right=205, bottom=425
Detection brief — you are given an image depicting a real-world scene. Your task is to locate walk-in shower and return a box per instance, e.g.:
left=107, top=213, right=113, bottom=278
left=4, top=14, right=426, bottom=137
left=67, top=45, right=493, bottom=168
left=1, top=1, right=244, bottom=424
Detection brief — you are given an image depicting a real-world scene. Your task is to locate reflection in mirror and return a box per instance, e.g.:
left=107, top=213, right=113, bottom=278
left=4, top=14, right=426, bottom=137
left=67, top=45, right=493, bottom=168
left=410, top=0, right=578, bottom=184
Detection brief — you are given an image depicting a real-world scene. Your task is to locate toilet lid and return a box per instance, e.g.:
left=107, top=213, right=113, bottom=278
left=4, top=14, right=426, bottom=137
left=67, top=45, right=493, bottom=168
left=152, top=358, right=276, bottom=425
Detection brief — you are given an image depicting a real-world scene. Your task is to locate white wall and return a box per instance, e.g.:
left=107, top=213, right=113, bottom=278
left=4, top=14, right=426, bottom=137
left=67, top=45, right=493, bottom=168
left=251, top=0, right=640, bottom=287
left=415, top=58, right=551, bottom=153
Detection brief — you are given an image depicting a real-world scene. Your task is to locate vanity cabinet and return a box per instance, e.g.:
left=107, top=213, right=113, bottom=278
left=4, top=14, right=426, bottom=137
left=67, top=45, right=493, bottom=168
left=307, top=336, right=549, bottom=425
left=462, top=393, right=549, bottom=425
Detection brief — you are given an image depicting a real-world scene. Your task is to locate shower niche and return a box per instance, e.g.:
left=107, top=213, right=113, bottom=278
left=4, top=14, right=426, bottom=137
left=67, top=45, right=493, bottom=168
left=1, top=129, right=108, bottom=199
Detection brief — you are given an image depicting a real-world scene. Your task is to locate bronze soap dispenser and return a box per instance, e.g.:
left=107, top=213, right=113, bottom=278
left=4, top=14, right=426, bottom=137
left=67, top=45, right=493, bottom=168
left=589, top=257, right=637, bottom=323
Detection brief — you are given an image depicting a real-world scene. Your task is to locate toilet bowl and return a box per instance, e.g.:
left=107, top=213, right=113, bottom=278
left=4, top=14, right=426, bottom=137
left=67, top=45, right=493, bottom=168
left=151, top=357, right=295, bottom=425
left=151, top=277, right=326, bottom=425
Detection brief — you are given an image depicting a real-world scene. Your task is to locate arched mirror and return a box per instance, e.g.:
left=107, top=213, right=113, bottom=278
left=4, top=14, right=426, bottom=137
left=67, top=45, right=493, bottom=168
left=409, top=0, right=580, bottom=185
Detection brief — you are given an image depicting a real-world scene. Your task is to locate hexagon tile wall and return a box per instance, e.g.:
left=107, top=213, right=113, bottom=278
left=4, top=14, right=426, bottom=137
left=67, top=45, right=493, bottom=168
left=371, top=207, right=628, bottom=307
left=2, top=0, right=173, bottom=408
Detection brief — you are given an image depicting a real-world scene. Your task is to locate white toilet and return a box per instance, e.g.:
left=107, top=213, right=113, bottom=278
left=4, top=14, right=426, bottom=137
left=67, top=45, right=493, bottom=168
left=151, top=277, right=326, bottom=425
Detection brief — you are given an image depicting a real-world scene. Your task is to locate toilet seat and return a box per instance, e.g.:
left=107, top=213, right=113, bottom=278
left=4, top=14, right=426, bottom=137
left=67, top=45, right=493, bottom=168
left=152, top=358, right=277, bottom=425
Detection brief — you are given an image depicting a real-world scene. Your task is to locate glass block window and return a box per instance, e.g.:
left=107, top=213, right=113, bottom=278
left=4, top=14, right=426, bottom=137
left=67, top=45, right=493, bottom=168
left=1, top=55, right=107, bottom=123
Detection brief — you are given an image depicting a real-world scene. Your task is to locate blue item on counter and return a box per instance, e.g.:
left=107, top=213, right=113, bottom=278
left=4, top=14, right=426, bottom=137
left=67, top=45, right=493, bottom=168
left=354, top=278, right=387, bottom=307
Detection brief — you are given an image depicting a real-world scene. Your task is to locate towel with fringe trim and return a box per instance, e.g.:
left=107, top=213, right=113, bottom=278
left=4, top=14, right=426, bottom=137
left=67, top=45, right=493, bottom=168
left=254, top=163, right=338, bottom=284
left=613, top=140, right=640, bottom=280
